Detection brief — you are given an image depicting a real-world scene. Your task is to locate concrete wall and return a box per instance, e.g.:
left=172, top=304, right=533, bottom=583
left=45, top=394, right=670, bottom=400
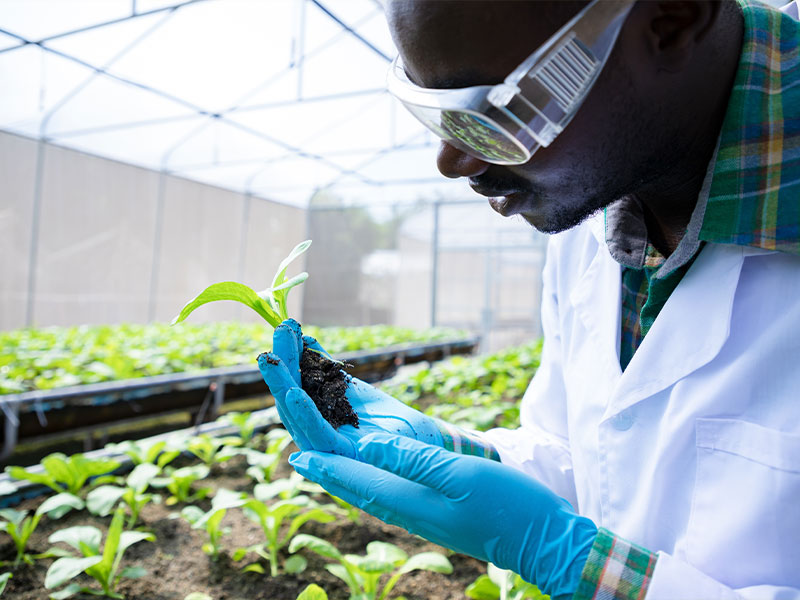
left=0, top=130, right=306, bottom=330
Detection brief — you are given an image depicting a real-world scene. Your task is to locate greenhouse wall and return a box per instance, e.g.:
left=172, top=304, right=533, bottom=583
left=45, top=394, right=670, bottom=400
left=0, top=130, right=306, bottom=330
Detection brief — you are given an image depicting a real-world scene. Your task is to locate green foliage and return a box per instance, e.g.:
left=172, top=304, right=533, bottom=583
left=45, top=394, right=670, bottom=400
left=233, top=483, right=337, bottom=577
left=184, top=434, right=241, bottom=467
left=104, top=439, right=180, bottom=471
left=5, top=453, right=120, bottom=497
left=217, top=411, right=259, bottom=446
left=290, top=534, right=452, bottom=600
left=181, top=489, right=248, bottom=561
left=297, top=583, right=328, bottom=600
left=0, top=493, right=83, bottom=568
left=0, top=572, right=10, bottom=596
left=0, top=322, right=464, bottom=394
left=86, top=464, right=161, bottom=528
left=243, top=428, right=293, bottom=484
left=465, top=564, right=549, bottom=600
left=172, top=240, right=312, bottom=328
left=151, top=464, right=212, bottom=506
left=380, top=340, right=542, bottom=432
left=45, top=506, right=154, bottom=599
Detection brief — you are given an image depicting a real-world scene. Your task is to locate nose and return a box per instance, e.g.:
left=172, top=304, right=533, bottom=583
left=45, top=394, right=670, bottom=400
left=436, top=142, right=490, bottom=179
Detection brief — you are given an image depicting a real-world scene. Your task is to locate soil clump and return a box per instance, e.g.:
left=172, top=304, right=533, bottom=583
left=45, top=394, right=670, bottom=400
left=299, top=347, right=359, bottom=429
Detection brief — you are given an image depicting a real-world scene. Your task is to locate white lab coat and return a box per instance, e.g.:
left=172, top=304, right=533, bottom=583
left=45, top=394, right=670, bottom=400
left=484, top=213, right=800, bottom=598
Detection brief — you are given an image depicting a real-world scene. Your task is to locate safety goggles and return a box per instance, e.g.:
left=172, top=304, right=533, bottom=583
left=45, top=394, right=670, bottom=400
left=387, top=0, right=636, bottom=165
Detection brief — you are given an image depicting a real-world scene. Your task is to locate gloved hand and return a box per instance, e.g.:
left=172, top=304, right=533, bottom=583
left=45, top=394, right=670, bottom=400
left=257, top=319, right=444, bottom=457
left=290, top=431, right=597, bottom=600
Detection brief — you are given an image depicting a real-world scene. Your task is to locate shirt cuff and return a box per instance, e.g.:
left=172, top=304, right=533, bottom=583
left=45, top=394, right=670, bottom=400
left=573, top=527, right=657, bottom=600
left=432, top=418, right=501, bottom=461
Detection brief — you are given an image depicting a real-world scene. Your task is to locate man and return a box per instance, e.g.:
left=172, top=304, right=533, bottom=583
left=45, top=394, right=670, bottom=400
left=259, top=1, right=800, bottom=598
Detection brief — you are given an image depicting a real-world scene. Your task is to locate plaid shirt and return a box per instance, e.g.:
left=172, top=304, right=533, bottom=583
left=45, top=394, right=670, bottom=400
left=580, top=1, right=800, bottom=598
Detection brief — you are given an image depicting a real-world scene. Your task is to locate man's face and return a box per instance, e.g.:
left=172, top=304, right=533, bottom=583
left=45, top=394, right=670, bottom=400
left=387, top=0, right=678, bottom=233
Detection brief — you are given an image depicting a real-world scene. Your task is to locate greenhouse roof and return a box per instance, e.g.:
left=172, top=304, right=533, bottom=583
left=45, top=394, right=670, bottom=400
left=0, top=0, right=466, bottom=207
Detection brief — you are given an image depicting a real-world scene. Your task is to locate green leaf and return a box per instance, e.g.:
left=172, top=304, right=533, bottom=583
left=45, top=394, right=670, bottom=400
left=86, top=486, right=126, bottom=517
left=232, top=547, right=249, bottom=561
left=0, top=508, right=27, bottom=527
left=6, top=466, right=58, bottom=492
left=48, top=583, right=84, bottom=599
left=242, top=563, right=265, bottom=574
left=183, top=594, right=213, bottom=600
left=45, top=556, right=102, bottom=589
left=398, top=552, right=452, bottom=575
left=0, top=572, right=11, bottom=595
left=171, top=282, right=280, bottom=327
left=41, top=455, right=73, bottom=491
left=49, top=526, right=102, bottom=554
left=119, top=565, right=147, bottom=579
left=118, top=531, right=155, bottom=554
left=465, top=575, right=500, bottom=600
left=284, top=554, right=307, bottom=574
left=36, top=493, right=84, bottom=519
left=296, top=583, right=328, bottom=600
left=288, top=534, right=342, bottom=560
left=366, top=541, right=407, bottom=566
left=270, top=240, right=312, bottom=291
left=126, top=463, right=159, bottom=493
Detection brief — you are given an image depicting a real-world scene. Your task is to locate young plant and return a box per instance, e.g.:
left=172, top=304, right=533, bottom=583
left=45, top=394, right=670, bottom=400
left=465, top=563, right=548, bottom=600
left=233, top=484, right=337, bottom=577
left=172, top=239, right=312, bottom=327
left=289, top=535, right=452, bottom=600
left=5, top=453, right=120, bottom=497
left=218, top=411, right=260, bottom=446
left=104, top=439, right=180, bottom=472
left=244, top=428, right=293, bottom=484
left=181, top=488, right=248, bottom=560
left=0, top=493, right=83, bottom=568
left=0, top=572, right=10, bottom=596
left=185, top=434, right=241, bottom=467
left=86, top=463, right=161, bottom=528
left=297, top=584, right=329, bottom=600
left=152, top=464, right=212, bottom=505
left=44, top=506, right=154, bottom=599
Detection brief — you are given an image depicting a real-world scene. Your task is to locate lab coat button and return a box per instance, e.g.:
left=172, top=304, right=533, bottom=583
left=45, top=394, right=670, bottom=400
left=612, top=410, right=634, bottom=431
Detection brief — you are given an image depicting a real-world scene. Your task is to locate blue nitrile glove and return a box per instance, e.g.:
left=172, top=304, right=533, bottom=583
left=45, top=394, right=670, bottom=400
left=289, top=432, right=597, bottom=600
left=257, top=319, right=444, bottom=457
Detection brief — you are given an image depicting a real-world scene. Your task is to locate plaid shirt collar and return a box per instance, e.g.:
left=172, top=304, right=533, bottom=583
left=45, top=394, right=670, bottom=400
left=606, top=0, right=800, bottom=269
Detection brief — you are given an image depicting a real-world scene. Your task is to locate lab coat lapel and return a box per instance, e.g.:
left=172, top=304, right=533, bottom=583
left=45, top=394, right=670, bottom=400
left=602, top=243, right=746, bottom=421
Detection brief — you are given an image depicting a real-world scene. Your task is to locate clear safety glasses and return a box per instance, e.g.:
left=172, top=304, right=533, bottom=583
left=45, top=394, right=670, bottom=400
left=387, top=0, right=636, bottom=165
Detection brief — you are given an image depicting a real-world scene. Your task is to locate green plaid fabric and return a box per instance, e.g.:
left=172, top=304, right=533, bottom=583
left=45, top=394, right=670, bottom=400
left=616, top=0, right=799, bottom=369
left=573, top=528, right=657, bottom=600
left=700, top=1, right=800, bottom=253
left=433, top=417, right=501, bottom=461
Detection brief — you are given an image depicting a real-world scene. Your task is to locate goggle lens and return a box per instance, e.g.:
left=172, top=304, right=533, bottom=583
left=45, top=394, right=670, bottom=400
left=403, top=103, right=530, bottom=164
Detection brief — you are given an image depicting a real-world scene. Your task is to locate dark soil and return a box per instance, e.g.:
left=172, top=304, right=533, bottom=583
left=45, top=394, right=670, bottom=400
left=299, top=348, right=359, bottom=430
left=1, top=450, right=485, bottom=600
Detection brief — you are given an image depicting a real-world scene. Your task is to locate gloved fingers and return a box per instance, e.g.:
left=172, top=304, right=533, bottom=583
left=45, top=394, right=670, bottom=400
left=289, top=450, right=424, bottom=528
left=283, top=387, right=355, bottom=458
left=301, top=335, right=332, bottom=359
left=273, top=321, right=303, bottom=385
left=353, top=432, right=464, bottom=491
left=257, top=352, right=311, bottom=450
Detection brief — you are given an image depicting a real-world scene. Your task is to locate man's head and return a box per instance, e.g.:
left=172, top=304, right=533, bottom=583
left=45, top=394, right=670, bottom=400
left=386, top=0, right=742, bottom=233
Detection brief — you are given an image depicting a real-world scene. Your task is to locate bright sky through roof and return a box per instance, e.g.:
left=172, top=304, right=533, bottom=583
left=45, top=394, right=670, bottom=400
left=0, top=0, right=466, bottom=207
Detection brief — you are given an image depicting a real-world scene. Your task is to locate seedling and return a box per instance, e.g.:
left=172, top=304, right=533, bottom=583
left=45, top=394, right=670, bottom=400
left=0, top=572, right=10, bottom=596
left=0, top=493, right=83, bottom=568
left=289, top=534, right=452, bottom=600
left=172, top=240, right=312, bottom=328
left=217, top=411, right=261, bottom=446
left=44, top=506, right=154, bottom=599
left=5, top=452, right=120, bottom=497
left=151, top=464, right=212, bottom=505
left=184, top=434, right=241, bottom=467
left=181, top=488, right=248, bottom=560
left=242, top=429, right=293, bottom=484
left=86, top=463, right=161, bottom=528
left=465, top=564, right=547, bottom=600
left=104, top=439, right=180, bottom=472
left=233, top=485, right=337, bottom=577
left=296, top=584, right=328, bottom=600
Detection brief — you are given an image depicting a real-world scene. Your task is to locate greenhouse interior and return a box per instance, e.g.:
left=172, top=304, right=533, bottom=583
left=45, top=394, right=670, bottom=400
left=2, top=0, right=795, bottom=599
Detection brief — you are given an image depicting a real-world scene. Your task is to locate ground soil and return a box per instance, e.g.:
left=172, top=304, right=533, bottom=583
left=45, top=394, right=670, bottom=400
left=1, top=447, right=485, bottom=600
left=299, top=348, right=359, bottom=430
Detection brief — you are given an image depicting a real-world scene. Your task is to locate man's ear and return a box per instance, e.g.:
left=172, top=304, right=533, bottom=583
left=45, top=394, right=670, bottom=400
left=642, top=1, right=722, bottom=72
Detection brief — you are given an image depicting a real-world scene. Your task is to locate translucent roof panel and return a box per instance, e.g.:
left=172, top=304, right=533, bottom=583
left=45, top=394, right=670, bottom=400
left=0, top=0, right=470, bottom=206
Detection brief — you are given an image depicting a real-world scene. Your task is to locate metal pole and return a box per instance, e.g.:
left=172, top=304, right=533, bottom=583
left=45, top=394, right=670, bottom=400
left=25, top=140, right=46, bottom=327
left=430, top=200, right=440, bottom=328
left=147, top=172, right=167, bottom=322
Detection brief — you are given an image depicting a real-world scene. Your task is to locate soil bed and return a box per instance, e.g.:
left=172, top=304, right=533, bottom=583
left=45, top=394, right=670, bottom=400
left=1, top=448, right=485, bottom=600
